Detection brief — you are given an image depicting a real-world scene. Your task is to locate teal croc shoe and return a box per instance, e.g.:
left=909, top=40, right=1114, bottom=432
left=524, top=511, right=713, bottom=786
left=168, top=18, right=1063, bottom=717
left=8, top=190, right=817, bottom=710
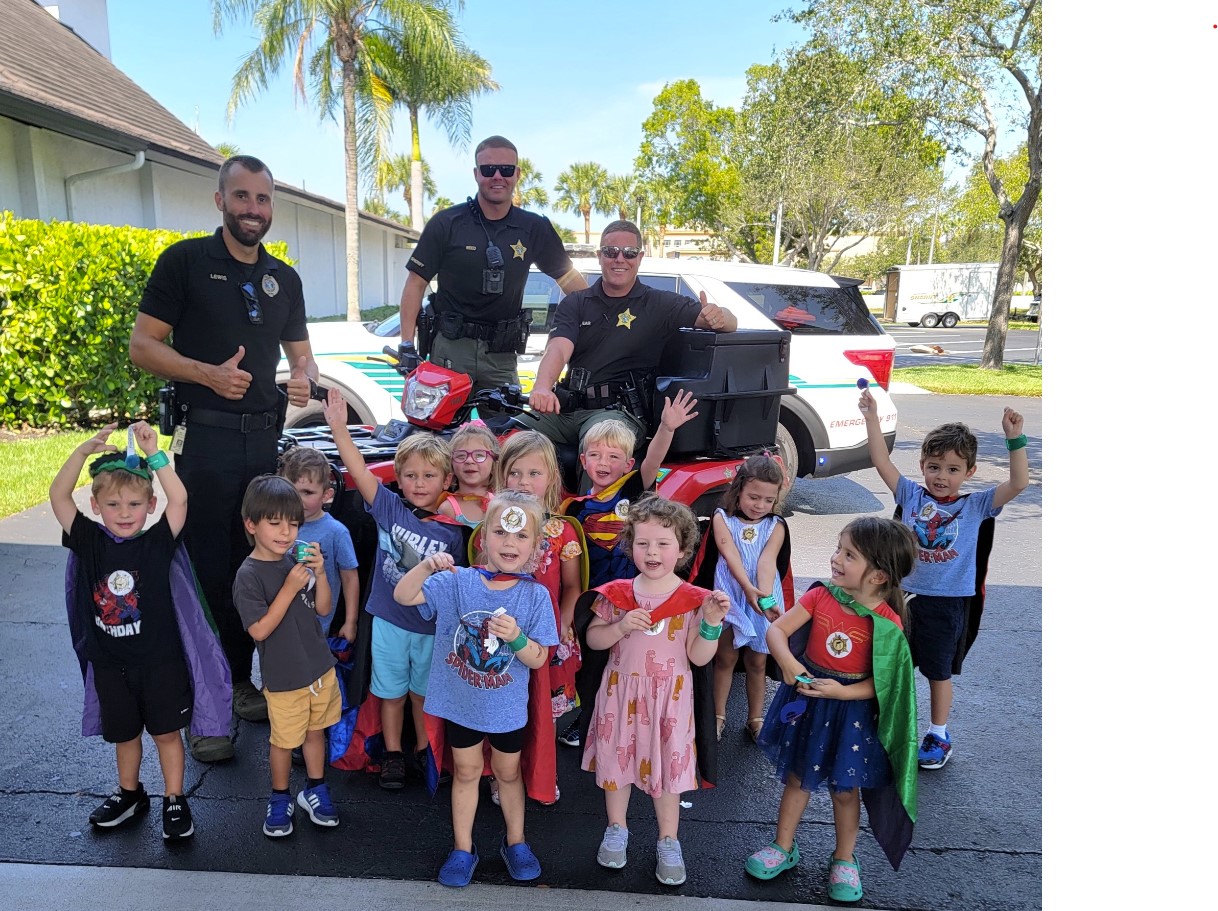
left=745, top=840, right=800, bottom=880
left=827, top=854, right=863, bottom=903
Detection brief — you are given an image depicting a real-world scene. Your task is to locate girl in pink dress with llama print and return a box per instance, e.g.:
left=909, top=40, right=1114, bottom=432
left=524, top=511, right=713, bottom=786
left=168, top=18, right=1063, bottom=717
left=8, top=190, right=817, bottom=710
left=579, top=494, right=729, bottom=887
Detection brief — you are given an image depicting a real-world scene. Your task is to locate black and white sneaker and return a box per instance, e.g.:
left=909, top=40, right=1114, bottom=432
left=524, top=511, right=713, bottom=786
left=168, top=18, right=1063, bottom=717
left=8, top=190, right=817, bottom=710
left=557, top=717, right=581, bottom=748
left=89, top=784, right=150, bottom=828
left=162, top=794, right=194, bottom=840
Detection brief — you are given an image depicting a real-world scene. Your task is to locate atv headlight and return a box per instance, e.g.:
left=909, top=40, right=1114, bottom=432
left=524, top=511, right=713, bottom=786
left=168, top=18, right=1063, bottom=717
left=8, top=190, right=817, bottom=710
left=403, top=377, right=449, bottom=420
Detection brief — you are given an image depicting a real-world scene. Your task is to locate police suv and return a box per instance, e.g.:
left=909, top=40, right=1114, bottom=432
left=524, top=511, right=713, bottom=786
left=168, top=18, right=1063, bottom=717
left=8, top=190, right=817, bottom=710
left=278, top=258, right=899, bottom=480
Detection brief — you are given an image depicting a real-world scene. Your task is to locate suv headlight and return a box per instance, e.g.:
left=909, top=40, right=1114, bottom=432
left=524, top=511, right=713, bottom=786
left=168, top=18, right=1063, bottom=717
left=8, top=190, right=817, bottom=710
left=403, top=377, right=450, bottom=420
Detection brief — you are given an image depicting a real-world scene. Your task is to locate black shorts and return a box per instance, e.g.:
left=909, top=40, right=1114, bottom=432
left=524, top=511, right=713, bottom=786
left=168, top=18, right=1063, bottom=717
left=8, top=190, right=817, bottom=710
left=445, top=719, right=524, bottom=754
left=907, top=594, right=968, bottom=682
left=94, top=659, right=193, bottom=743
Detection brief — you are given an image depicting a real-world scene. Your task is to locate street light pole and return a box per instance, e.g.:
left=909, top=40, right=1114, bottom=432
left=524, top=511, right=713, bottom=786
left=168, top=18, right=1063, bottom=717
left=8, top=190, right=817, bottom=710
left=772, top=199, right=783, bottom=266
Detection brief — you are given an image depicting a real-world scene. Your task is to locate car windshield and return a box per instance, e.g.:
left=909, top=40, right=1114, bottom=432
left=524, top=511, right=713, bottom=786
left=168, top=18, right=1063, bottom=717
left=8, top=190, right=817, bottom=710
left=724, top=281, right=883, bottom=335
left=373, top=313, right=401, bottom=338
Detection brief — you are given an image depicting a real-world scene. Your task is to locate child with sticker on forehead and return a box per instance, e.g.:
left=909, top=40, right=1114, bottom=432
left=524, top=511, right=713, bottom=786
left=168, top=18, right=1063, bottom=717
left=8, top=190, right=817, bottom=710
left=394, top=490, right=558, bottom=888
left=437, top=421, right=499, bottom=527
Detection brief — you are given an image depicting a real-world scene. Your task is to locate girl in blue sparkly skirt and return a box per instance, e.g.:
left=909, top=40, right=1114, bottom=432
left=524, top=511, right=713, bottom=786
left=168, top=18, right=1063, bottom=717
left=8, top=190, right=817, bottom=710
left=744, top=517, right=920, bottom=904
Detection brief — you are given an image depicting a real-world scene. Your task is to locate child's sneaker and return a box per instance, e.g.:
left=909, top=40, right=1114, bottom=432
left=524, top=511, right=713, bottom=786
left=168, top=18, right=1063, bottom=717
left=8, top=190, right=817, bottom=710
left=918, top=731, right=953, bottom=769
left=596, top=824, right=628, bottom=869
left=262, top=792, right=294, bottom=837
left=655, top=836, right=687, bottom=885
left=162, top=794, right=194, bottom=840
left=297, top=782, right=339, bottom=827
left=89, top=784, right=150, bottom=828
left=557, top=717, right=581, bottom=747
left=379, top=751, right=407, bottom=790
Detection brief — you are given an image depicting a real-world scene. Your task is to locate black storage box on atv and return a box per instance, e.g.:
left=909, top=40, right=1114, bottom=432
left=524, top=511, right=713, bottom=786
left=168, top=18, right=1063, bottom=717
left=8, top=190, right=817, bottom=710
left=654, top=328, right=794, bottom=459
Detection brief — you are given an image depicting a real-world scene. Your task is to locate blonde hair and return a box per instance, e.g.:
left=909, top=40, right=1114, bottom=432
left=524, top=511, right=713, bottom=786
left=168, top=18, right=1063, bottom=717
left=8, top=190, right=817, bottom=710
left=393, top=432, right=452, bottom=476
left=580, top=418, right=637, bottom=455
left=90, top=468, right=154, bottom=500
left=449, top=422, right=500, bottom=461
left=479, top=489, right=545, bottom=566
left=495, top=431, right=562, bottom=513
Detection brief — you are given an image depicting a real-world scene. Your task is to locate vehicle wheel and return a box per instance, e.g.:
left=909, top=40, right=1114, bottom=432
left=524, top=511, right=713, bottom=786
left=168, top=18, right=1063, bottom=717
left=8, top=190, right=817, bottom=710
left=284, top=398, right=326, bottom=429
left=940, top=312, right=959, bottom=329
left=775, top=423, right=800, bottom=488
left=919, top=312, right=940, bottom=328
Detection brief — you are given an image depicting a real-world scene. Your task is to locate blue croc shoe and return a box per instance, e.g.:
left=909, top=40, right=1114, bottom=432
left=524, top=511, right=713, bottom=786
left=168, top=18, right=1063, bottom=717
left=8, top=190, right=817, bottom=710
left=827, top=854, right=863, bottom=903
left=437, top=846, right=479, bottom=887
left=501, top=837, right=542, bottom=881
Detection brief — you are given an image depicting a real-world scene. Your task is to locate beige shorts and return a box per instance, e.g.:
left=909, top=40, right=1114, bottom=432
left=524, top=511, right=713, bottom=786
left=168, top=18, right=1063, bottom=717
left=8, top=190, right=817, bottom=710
left=264, top=667, right=341, bottom=749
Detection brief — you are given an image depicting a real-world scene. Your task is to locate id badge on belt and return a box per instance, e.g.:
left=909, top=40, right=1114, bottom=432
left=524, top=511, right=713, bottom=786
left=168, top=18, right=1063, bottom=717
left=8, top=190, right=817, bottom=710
left=170, top=424, right=187, bottom=455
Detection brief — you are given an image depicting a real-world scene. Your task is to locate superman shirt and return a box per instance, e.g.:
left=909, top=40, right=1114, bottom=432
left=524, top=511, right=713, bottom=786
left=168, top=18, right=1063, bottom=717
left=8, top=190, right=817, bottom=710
left=64, top=512, right=184, bottom=667
left=564, top=470, right=649, bottom=587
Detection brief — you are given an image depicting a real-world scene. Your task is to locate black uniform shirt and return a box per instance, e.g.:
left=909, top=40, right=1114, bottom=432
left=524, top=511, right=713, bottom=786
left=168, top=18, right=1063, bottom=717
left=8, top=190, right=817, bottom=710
left=139, top=228, right=307, bottom=414
left=407, top=200, right=572, bottom=325
left=549, top=278, right=702, bottom=385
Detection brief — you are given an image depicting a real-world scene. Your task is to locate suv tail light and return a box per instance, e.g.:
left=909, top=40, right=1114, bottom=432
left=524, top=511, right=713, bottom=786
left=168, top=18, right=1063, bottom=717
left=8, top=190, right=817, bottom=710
left=844, top=349, right=893, bottom=391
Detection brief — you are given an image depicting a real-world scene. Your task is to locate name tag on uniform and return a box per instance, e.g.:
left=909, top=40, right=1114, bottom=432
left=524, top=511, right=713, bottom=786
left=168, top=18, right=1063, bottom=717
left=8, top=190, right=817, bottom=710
left=170, top=425, right=187, bottom=455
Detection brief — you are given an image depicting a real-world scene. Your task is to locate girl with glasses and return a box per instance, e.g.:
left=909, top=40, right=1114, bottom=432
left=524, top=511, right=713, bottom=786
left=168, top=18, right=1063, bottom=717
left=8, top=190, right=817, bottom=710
left=438, top=422, right=500, bottom=528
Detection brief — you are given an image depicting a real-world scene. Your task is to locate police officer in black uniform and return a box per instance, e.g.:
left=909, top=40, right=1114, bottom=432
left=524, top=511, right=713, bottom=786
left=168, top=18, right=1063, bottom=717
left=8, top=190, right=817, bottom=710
left=129, top=155, right=319, bottom=763
left=524, top=219, right=737, bottom=448
left=397, top=135, right=587, bottom=391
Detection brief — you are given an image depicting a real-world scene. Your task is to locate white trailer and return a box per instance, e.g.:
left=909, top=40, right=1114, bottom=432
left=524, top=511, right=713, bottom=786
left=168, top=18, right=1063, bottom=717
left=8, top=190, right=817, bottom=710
left=884, top=263, right=999, bottom=328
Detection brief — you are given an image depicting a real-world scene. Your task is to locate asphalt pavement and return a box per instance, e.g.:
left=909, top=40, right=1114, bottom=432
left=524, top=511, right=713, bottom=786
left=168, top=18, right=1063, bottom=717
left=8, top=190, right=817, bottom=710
left=0, top=394, right=1041, bottom=911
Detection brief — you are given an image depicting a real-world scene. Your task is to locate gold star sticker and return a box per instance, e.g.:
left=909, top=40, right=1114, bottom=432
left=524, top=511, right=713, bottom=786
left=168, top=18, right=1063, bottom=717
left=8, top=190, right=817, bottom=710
left=510, top=240, right=526, bottom=260
left=616, top=308, right=636, bottom=329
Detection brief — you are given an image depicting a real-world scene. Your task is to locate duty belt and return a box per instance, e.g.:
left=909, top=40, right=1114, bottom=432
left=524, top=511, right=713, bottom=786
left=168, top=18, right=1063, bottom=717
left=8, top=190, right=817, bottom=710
left=187, top=407, right=278, bottom=433
left=569, top=382, right=627, bottom=409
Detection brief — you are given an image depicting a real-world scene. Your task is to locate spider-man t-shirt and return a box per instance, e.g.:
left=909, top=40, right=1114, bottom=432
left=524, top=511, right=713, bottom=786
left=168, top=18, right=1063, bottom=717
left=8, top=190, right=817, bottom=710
left=65, top=512, right=183, bottom=667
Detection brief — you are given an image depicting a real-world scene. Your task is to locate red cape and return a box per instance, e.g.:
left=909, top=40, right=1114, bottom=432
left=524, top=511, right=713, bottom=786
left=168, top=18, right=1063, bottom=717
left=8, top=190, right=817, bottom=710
left=574, top=579, right=719, bottom=788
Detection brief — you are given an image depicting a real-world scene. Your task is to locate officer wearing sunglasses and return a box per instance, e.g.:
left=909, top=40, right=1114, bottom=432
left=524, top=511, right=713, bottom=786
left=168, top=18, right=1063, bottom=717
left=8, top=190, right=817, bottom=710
left=522, top=219, right=737, bottom=449
left=129, top=155, right=320, bottom=764
left=398, top=135, right=588, bottom=392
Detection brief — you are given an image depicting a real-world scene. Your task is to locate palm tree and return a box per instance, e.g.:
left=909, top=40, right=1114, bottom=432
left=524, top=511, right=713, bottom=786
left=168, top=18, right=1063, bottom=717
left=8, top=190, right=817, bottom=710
left=214, top=0, right=458, bottom=321
left=214, top=141, right=242, bottom=158
left=362, top=196, right=407, bottom=223
left=512, top=158, right=549, bottom=209
left=603, top=173, right=638, bottom=221
left=431, top=195, right=455, bottom=217
left=364, top=18, right=497, bottom=230
left=553, top=162, right=612, bottom=243
left=375, top=152, right=436, bottom=213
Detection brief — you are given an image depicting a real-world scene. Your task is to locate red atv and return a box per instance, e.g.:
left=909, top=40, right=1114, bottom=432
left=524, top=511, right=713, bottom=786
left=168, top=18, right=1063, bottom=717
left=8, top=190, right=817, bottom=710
left=279, top=326, right=794, bottom=577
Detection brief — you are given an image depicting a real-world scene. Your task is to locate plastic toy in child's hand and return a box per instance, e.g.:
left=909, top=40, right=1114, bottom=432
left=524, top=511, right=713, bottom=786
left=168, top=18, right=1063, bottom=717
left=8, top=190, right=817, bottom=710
left=125, top=426, right=140, bottom=469
left=484, top=607, right=507, bottom=652
left=778, top=695, right=809, bottom=723
left=856, top=377, right=870, bottom=390
left=292, top=541, right=312, bottom=563
left=794, top=674, right=815, bottom=685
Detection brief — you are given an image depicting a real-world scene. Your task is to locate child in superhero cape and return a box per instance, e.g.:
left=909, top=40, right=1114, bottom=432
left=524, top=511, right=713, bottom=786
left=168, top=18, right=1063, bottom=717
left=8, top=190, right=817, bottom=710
left=437, top=420, right=499, bottom=527
left=574, top=494, right=730, bottom=887
left=52, top=422, right=231, bottom=841
left=744, top=517, right=920, bottom=903
left=689, top=453, right=791, bottom=743
left=394, top=490, right=558, bottom=888
left=481, top=431, right=588, bottom=804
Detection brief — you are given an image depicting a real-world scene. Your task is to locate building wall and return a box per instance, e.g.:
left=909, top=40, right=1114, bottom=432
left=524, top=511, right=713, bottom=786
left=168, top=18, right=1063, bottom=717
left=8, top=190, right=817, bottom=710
left=0, top=115, right=414, bottom=317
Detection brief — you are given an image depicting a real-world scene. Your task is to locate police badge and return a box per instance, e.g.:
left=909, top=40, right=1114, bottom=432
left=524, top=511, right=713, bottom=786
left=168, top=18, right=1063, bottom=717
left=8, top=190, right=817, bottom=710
left=261, top=273, right=280, bottom=297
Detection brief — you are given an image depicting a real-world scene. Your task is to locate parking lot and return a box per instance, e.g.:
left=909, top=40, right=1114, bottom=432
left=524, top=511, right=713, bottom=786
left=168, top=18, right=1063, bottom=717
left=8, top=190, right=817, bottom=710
left=885, top=325, right=1043, bottom=369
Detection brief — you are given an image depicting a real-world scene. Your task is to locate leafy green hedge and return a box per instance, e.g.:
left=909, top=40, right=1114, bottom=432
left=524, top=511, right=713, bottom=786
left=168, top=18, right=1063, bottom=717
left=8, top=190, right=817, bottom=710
left=0, top=213, right=291, bottom=428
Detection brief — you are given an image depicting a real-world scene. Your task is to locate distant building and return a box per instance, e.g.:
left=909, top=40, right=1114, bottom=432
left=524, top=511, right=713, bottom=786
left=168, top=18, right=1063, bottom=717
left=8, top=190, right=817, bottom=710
left=0, top=0, right=418, bottom=317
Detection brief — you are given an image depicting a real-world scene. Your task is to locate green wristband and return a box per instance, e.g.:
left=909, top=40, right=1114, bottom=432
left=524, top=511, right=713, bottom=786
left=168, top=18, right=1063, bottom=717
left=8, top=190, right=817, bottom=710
left=1005, top=434, right=1028, bottom=452
left=758, top=595, right=778, bottom=611
left=146, top=450, right=170, bottom=470
left=507, top=632, right=529, bottom=652
left=699, top=619, right=723, bottom=641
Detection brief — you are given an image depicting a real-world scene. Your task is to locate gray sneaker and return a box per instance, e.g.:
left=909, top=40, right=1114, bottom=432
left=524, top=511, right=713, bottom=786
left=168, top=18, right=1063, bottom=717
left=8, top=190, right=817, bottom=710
left=597, top=824, right=629, bottom=869
left=656, top=836, right=687, bottom=885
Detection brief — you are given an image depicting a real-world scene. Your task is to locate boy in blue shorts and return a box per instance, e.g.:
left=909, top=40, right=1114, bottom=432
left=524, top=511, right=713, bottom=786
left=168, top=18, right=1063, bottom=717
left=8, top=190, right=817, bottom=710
left=234, top=475, right=340, bottom=837
left=323, top=389, right=467, bottom=789
left=860, top=389, right=1029, bottom=769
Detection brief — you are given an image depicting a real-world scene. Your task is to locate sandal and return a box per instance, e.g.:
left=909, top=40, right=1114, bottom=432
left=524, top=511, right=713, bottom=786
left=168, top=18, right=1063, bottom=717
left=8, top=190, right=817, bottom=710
left=746, top=718, right=765, bottom=744
left=745, top=840, right=800, bottom=880
left=437, top=846, right=479, bottom=887
left=827, top=854, right=863, bottom=903
left=715, top=714, right=726, bottom=742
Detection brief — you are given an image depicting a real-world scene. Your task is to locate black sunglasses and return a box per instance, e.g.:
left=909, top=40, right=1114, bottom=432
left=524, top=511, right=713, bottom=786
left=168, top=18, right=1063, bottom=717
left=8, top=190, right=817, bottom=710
left=478, top=164, right=517, bottom=178
left=240, top=282, right=263, bottom=325
left=598, top=245, right=640, bottom=260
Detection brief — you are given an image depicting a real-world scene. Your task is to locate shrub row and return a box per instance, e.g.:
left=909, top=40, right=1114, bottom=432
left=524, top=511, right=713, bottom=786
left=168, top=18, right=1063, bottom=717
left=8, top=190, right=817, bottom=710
left=0, top=213, right=291, bottom=428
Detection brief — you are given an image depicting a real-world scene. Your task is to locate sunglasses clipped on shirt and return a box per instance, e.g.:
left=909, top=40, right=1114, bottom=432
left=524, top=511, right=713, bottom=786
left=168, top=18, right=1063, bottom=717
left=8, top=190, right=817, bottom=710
left=598, top=245, right=641, bottom=260
left=452, top=449, right=496, bottom=464
left=478, top=164, right=517, bottom=178
left=240, top=282, right=263, bottom=325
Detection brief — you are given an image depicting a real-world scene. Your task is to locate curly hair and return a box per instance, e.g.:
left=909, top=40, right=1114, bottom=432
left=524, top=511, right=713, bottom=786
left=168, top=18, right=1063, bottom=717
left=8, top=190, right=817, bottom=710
left=619, top=493, right=701, bottom=571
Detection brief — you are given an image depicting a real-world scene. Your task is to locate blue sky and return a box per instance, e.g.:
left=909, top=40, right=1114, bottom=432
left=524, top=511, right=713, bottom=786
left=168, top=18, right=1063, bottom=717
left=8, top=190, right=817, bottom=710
left=106, top=0, right=809, bottom=233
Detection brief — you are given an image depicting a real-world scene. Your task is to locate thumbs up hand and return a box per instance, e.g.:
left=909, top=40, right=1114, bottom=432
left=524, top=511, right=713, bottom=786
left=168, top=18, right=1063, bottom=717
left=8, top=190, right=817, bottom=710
left=697, top=291, right=727, bottom=331
left=286, top=356, right=315, bottom=407
left=210, top=346, right=253, bottom=400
